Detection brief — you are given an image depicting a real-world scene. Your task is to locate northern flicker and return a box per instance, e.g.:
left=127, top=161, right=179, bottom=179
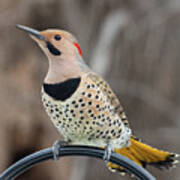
left=16, top=24, right=179, bottom=175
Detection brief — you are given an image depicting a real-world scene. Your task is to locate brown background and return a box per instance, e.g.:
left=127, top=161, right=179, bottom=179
left=0, top=0, right=180, bottom=179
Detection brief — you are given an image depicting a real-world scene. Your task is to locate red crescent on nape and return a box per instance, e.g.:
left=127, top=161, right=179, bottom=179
left=74, top=42, right=83, bottom=56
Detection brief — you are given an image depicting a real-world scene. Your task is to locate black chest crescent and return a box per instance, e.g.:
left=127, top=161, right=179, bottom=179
left=43, top=77, right=81, bottom=101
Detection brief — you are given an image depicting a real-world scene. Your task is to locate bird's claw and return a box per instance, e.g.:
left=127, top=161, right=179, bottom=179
left=52, top=140, right=68, bottom=161
left=103, top=144, right=112, bottom=166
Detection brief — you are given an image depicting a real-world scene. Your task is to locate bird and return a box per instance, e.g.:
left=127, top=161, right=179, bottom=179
left=16, top=24, right=179, bottom=176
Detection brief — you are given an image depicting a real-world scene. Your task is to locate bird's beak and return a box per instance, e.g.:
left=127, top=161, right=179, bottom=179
left=16, top=24, right=45, bottom=41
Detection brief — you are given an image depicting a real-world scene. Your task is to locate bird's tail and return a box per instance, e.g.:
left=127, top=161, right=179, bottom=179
left=108, top=137, right=179, bottom=174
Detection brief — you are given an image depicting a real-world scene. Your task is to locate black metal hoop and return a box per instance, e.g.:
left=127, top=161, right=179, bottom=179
left=0, top=145, right=156, bottom=180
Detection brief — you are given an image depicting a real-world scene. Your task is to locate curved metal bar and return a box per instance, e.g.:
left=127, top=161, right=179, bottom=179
left=0, top=145, right=156, bottom=180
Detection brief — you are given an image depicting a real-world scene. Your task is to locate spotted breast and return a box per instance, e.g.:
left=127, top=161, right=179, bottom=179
left=41, top=72, right=131, bottom=149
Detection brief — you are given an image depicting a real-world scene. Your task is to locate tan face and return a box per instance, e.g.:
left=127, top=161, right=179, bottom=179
left=16, top=25, right=83, bottom=60
left=16, top=25, right=85, bottom=83
left=31, top=29, right=81, bottom=60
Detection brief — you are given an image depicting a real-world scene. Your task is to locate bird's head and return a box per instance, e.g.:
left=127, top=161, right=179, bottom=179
left=16, top=24, right=88, bottom=83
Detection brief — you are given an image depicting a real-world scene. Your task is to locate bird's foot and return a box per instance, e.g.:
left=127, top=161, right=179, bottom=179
left=103, top=144, right=112, bottom=166
left=52, top=140, right=68, bottom=161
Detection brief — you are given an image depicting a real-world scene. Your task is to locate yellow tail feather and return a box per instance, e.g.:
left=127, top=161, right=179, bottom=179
left=108, top=137, right=179, bottom=172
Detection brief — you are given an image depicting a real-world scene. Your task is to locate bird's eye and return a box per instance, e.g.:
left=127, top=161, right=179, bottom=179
left=54, top=35, right=61, bottom=41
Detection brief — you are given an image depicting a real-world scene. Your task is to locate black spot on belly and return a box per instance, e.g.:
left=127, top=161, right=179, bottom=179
left=43, top=77, right=81, bottom=101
